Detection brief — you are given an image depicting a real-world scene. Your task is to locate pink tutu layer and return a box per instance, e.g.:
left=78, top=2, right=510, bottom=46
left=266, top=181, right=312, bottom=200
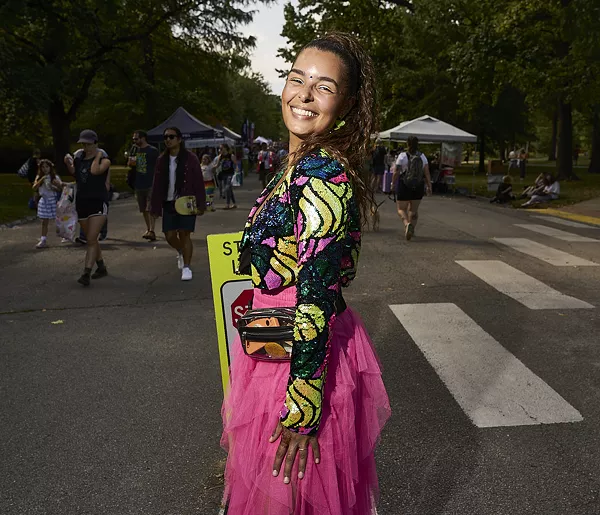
left=221, top=286, right=391, bottom=515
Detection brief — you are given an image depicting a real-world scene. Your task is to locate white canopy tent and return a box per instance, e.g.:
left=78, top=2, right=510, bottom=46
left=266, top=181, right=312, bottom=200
left=186, top=137, right=236, bottom=148
left=253, top=136, right=272, bottom=145
left=378, top=115, right=477, bottom=143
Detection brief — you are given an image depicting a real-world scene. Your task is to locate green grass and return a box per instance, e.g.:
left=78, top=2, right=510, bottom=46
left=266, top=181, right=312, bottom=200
left=452, top=164, right=600, bottom=208
left=0, top=166, right=132, bottom=225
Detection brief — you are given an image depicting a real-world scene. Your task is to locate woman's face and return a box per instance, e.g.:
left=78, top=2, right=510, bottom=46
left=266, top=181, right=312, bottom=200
left=82, top=142, right=97, bottom=154
left=41, top=163, right=50, bottom=175
left=282, top=48, right=350, bottom=141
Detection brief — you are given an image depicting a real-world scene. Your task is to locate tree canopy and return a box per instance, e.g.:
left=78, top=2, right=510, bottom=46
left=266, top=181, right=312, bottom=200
left=0, top=0, right=283, bottom=166
left=278, top=0, right=600, bottom=176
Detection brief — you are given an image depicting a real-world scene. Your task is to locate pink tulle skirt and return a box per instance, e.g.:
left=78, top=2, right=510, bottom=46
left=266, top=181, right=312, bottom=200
left=221, top=286, right=391, bottom=515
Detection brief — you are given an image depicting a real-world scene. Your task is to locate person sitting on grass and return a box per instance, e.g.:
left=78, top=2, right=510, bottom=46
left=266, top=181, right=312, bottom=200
left=521, top=175, right=560, bottom=208
left=519, top=173, right=547, bottom=199
left=490, top=175, right=515, bottom=204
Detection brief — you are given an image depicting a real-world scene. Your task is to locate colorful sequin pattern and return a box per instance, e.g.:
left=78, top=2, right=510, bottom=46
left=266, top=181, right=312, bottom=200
left=240, top=150, right=361, bottom=435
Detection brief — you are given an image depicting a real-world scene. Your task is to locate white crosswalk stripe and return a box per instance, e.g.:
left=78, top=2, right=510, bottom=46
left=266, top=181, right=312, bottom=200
left=514, top=224, right=600, bottom=242
left=493, top=238, right=599, bottom=266
left=389, top=303, right=584, bottom=427
left=456, top=260, right=594, bottom=309
left=530, top=215, right=600, bottom=230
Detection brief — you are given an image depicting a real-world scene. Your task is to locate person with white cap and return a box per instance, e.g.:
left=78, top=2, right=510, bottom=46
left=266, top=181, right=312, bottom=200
left=64, top=129, right=111, bottom=286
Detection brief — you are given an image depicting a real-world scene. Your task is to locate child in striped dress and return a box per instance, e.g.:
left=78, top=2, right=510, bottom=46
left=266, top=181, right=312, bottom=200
left=32, top=159, right=62, bottom=248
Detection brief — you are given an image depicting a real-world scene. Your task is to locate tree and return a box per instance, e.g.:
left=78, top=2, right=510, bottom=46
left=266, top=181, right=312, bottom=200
left=0, top=0, right=273, bottom=167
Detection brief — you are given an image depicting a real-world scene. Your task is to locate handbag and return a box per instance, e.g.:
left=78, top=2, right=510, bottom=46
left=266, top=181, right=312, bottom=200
left=174, top=195, right=201, bottom=215
left=237, top=307, right=296, bottom=361
left=237, top=296, right=347, bottom=362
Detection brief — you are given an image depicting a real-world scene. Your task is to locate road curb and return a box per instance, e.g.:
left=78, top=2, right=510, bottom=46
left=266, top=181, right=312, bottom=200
left=527, top=207, right=600, bottom=227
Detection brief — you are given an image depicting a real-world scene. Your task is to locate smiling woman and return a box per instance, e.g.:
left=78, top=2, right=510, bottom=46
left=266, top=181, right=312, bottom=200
left=221, top=32, right=391, bottom=515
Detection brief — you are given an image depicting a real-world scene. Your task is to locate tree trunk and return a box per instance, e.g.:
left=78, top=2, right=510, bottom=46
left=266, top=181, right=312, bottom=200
left=48, top=99, right=72, bottom=173
left=557, top=100, right=578, bottom=180
left=548, top=107, right=558, bottom=161
left=588, top=107, right=600, bottom=174
left=478, top=131, right=486, bottom=174
left=499, top=140, right=506, bottom=163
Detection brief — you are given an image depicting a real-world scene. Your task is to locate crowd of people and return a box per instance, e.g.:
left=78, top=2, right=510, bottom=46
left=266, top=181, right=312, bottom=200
left=20, top=126, right=294, bottom=285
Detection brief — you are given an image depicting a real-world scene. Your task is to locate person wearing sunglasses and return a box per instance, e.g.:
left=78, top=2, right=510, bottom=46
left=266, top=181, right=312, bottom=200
left=149, top=127, right=206, bottom=281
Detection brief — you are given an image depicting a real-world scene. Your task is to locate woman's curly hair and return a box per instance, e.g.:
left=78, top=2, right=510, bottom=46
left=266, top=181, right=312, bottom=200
left=285, top=31, right=378, bottom=226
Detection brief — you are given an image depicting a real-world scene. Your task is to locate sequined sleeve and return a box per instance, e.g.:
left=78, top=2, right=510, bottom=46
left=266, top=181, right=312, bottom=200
left=279, top=154, right=351, bottom=435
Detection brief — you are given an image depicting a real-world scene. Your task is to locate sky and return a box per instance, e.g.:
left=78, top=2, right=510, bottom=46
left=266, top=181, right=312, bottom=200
left=241, top=0, right=291, bottom=95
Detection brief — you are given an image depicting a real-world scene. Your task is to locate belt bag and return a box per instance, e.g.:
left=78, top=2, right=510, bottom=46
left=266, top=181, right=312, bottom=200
left=237, top=296, right=347, bottom=362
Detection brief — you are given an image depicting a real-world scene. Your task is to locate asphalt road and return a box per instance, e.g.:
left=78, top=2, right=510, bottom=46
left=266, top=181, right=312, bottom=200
left=1, top=177, right=599, bottom=515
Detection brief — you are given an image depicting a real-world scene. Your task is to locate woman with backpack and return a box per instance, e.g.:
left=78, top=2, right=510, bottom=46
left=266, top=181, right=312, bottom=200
left=392, top=135, right=432, bottom=240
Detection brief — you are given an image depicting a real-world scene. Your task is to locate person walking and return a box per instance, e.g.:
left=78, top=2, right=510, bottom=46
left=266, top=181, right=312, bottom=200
left=371, top=141, right=386, bottom=192
left=221, top=31, right=390, bottom=515
left=128, top=130, right=159, bottom=241
left=64, top=130, right=111, bottom=286
left=257, top=142, right=274, bottom=189
left=391, top=135, right=432, bottom=240
left=201, top=154, right=217, bottom=211
left=149, top=127, right=206, bottom=281
left=32, top=159, right=62, bottom=248
left=216, top=143, right=238, bottom=209
left=518, top=147, right=528, bottom=181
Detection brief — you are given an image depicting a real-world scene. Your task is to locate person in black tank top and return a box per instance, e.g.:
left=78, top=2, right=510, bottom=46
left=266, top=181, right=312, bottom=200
left=217, top=143, right=238, bottom=209
left=64, top=129, right=112, bottom=286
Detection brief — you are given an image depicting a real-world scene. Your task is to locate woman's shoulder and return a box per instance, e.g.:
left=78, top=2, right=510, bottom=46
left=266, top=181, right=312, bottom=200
left=294, top=149, right=346, bottom=182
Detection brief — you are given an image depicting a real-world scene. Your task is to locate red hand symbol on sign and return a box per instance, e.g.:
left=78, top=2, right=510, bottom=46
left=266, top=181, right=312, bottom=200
left=231, top=289, right=253, bottom=328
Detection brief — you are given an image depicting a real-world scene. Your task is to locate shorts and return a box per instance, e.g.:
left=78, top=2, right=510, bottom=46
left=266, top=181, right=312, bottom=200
left=76, top=198, right=108, bottom=220
left=372, top=163, right=385, bottom=175
left=135, top=189, right=151, bottom=212
left=396, top=181, right=425, bottom=201
left=162, top=201, right=196, bottom=233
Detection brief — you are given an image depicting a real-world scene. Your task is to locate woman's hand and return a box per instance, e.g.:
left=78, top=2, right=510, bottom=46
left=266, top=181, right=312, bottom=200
left=270, top=420, right=320, bottom=483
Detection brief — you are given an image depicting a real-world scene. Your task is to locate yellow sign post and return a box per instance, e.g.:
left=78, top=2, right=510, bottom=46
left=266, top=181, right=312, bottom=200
left=207, top=232, right=252, bottom=394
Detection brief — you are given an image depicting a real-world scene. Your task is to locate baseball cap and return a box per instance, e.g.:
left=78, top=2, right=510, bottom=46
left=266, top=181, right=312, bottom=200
left=77, top=129, right=98, bottom=144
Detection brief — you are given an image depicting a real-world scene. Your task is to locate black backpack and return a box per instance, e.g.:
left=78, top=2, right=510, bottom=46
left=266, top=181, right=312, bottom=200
left=403, top=151, right=424, bottom=189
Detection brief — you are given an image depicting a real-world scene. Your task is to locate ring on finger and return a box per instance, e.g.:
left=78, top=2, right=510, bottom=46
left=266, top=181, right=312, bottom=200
left=298, top=448, right=307, bottom=451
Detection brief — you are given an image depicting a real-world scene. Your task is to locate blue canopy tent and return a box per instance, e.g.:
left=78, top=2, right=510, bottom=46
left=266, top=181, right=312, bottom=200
left=147, top=107, right=217, bottom=143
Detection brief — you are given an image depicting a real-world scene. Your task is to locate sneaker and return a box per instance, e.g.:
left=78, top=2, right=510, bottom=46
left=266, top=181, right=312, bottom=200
left=181, top=267, right=192, bottom=281
left=405, top=223, right=414, bottom=241
left=77, top=273, right=91, bottom=286
left=177, top=252, right=184, bottom=270
left=146, top=231, right=156, bottom=242
left=142, top=231, right=151, bottom=240
left=36, top=239, right=47, bottom=249
left=61, top=238, right=70, bottom=243
left=91, top=267, right=108, bottom=279
left=98, top=234, right=107, bottom=241
left=75, top=237, right=87, bottom=245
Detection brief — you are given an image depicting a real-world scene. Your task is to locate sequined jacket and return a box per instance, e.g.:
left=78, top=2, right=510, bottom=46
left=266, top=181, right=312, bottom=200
left=239, top=150, right=361, bottom=436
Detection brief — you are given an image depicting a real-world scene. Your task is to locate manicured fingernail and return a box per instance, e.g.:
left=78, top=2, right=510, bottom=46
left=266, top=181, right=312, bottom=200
left=272, top=470, right=278, bottom=477
left=315, top=458, right=320, bottom=464
left=298, top=472, right=304, bottom=479
left=284, top=476, right=290, bottom=484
